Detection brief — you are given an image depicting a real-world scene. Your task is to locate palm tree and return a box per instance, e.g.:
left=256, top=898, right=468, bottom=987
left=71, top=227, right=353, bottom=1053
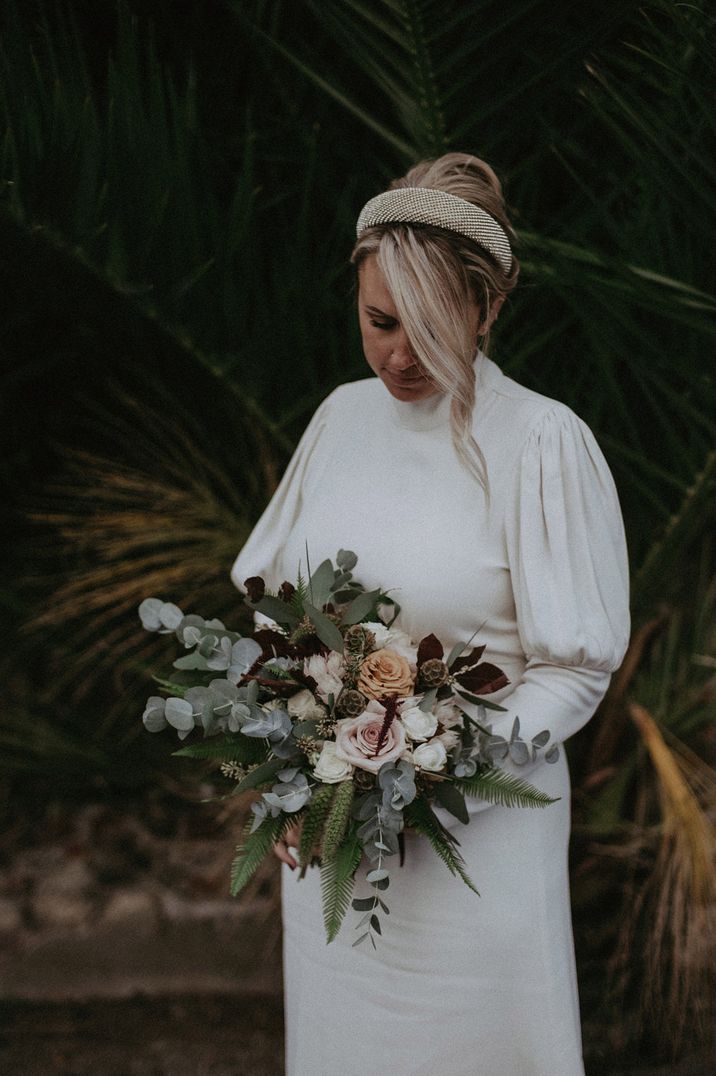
left=1, top=0, right=713, bottom=1064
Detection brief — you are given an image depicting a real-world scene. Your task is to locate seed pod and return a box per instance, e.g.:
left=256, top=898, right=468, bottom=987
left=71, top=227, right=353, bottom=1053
left=420, top=658, right=450, bottom=688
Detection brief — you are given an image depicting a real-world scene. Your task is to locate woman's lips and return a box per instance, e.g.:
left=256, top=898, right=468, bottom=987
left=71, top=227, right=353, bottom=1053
left=387, top=369, right=425, bottom=385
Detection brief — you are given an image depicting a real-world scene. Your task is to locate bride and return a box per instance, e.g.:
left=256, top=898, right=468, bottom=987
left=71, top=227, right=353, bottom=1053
left=231, top=151, right=630, bottom=1075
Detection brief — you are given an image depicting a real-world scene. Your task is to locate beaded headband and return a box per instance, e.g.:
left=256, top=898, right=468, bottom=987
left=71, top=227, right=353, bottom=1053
left=356, top=186, right=513, bottom=274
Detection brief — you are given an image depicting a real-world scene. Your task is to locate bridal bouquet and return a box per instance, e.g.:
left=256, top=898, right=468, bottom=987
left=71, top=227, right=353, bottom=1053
left=139, top=550, right=559, bottom=949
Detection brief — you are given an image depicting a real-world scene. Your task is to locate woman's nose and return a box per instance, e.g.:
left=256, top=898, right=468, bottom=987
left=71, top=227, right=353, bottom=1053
left=388, top=331, right=418, bottom=370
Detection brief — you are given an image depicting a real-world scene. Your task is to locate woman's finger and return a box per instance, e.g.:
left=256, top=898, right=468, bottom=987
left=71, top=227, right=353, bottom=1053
left=273, top=819, right=302, bottom=869
left=273, top=838, right=298, bottom=869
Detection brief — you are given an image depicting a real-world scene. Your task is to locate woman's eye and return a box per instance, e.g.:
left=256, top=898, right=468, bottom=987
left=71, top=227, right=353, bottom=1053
left=369, top=319, right=396, bottom=330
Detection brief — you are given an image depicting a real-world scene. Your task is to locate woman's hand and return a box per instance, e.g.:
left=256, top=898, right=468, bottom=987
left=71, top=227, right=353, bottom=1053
left=273, top=817, right=303, bottom=870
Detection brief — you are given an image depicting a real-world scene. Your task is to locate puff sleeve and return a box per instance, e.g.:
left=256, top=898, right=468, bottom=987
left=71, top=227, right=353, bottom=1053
left=229, top=390, right=334, bottom=601
left=475, top=406, right=630, bottom=792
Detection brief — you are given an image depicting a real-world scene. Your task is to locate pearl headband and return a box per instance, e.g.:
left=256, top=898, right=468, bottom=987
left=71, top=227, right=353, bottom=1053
left=356, top=186, right=513, bottom=274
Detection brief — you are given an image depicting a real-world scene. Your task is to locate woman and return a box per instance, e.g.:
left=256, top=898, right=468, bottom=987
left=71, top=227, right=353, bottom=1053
left=230, top=152, right=630, bottom=1075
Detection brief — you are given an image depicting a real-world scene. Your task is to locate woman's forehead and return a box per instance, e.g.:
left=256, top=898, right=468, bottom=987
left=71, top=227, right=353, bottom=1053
left=358, top=256, right=397, bottom=313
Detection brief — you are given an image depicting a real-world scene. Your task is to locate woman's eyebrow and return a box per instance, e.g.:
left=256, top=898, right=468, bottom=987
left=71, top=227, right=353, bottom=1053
left=364, top=305, right=396, bottom=317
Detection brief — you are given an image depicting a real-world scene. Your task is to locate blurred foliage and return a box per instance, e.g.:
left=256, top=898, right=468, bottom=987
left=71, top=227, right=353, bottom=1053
left=0, top=0, right=714, bottom=1063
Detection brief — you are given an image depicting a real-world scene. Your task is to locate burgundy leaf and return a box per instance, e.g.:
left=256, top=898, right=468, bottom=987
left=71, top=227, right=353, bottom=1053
left=253, top=628, right=292, bottom=658
left=290, top=669, right=319, bottom=695
left=242, top=674, right=297, bottom=697
left=244, top=576, right=265, bottom=603
left=455, top=662, right=509, bottom=695
left=417, top=633, right=444, bottom=667
left=277, top=580, right=296, bottom=603
left=450, top=645, right=486, bottom=675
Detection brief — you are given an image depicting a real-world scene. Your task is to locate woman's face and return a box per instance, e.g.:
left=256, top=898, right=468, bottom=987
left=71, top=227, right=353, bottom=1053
left=357, top=254, right=441, bottom=401
left=357, top=254, right=493, bottom=402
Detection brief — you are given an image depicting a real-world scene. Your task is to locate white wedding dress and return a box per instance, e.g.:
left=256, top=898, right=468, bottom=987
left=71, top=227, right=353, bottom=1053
left=230, top=350, right=630, bottom=1076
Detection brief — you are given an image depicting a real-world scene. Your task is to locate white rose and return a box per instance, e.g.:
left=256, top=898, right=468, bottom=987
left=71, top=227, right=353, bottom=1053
left=312, top=741, right=353, bottom=783
left=413, top=738, right=448, bottom=772
left=361, top=622, right=418, bottom=663
left=400, top=704, right=438, bottom=742
left=303, top=652, right=345, bottom=703
left=287, top=688, right=326, bottom=722
left=434, top=697, right=462, bottom=728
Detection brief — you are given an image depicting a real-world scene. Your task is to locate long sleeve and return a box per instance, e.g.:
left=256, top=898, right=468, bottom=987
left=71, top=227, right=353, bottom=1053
left=230, top=390, right=334, bottom=598
left=468, top=406, right=631, bottom=799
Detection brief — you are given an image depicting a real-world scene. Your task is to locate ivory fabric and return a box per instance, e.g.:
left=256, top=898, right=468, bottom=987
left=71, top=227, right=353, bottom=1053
left=230, top=351, right=630, bottom=1075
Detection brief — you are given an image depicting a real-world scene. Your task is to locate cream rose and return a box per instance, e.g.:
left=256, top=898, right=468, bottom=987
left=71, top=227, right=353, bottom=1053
left=334, top=700, right=407, bottom=773
left=303, top=651, right=345, bottom=703
left=357, top=648, right=415, bottom=700
left=413, top=738, right=448, bottom=772
left=361, top=622, right=418, bottom=663
left=400, top=704, right=438, bottom=742
left=287, top=688, right=326, bottom=722
left=312, top=741, right=353, bottom=783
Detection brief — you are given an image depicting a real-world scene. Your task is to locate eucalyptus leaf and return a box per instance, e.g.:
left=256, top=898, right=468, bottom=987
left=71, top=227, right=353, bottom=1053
left=336, top=549, right=358, bottom=571
left=366, top=867, right=389, bottom=883
left=231, top=756, right=285, bottom=795
left=172, top=652, right=210, bottom=671
left=418, top=687, right=438, bottom=713
left=435, top=781, right=470, bottom=824
left=165, top=697, right=194, bottom=731
left=352, top=896, right=379, bottom=911
left=303, top=601, right=344, bottom=653
left=509, top=740, right=530, bottom=765
left=340, top=589, right=381, bottom=625
left=251, top=595, right=300, bottom=627
left=308, top=558, right=336, bottom=609
left=454, top=688, right=508, bottom=712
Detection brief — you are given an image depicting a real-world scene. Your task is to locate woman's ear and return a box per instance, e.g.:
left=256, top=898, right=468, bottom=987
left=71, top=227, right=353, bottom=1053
left=478, top=294, right=505, bottom=335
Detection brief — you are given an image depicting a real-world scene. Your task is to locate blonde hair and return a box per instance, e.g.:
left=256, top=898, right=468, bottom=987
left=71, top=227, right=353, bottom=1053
left=350, top=152, right=520, bottom=497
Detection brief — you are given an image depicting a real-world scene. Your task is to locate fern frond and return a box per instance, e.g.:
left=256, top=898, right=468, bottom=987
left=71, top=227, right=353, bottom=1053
left=455, top=766, right=558, bottom=808
left=172, top=735, right=264, bottom=763
left=293, top=565, right=310, bottom=610
left=230, top=811, right=292, bottom=897
left=320, top=829, right=362, bottom=943
left=298, top=783, right=335, bottom=868
left=404, top=797, right=479, bottom=895
left=321, top=779, right=355, bottom=862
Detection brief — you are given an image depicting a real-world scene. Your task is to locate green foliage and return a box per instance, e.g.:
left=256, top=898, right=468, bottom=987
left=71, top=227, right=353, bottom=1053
left=321, top=780, right=355, bottom=862
left=454, top=767, right=559, bottom=808
left=231, top=757, right=286, bottom=795
left=320, top=829, right=362, bottom=943
left=404, top=797, right=479, bottom=895
left=229, top=811, right=292, bottom=897
left=172, top=736, right=264, bottom=764
left=298, top=783, right=335, bottom=868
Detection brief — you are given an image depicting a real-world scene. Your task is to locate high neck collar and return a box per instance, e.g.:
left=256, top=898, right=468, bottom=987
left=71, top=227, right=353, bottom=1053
left=387, top=349, right=487, bottom=431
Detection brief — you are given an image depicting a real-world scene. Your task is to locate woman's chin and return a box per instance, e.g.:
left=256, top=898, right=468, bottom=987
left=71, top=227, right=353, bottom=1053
left=382, top=373, right=439, bottom=402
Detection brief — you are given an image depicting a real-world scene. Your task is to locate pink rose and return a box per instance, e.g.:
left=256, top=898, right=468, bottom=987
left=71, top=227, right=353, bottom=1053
left=333, top=700, right=407, bottom=773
